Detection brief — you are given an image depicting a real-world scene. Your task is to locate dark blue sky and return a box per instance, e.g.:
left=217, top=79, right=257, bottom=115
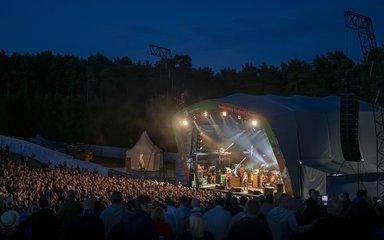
left=1, top=0, right=383, bottom=72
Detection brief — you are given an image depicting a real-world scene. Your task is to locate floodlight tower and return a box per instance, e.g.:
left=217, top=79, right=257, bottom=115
left=149, top=44, right=172, bottom=59
left=372, top=91, right=384, bottom=199
left=344, top=10, right=377, bottom=62
left=345, top=10, right=384, bottom=198
left=149, top=44, right=173, bottom=104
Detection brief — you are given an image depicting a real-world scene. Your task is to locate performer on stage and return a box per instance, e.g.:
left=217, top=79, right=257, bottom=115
left=207, top=168, right=216, bottom=184
left=243, top=171, right=249, bottom=192
left=261, top=173, right=267, bottom=188
left=210, top=169, right=216, bottom=184
left=226, top=169, right=232, bottom=189
left=239, top=166, right=245, bottom=184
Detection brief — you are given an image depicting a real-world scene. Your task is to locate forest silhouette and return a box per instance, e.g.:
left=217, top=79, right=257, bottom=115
left=0, top=47, right=383, bottom=151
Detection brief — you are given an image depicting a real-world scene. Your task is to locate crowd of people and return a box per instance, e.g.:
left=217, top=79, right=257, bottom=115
left=0, top=155, right=384, bottom=239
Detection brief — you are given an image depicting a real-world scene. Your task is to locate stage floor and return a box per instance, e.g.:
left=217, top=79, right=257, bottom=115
left=199, top=184, right=266, bottom=198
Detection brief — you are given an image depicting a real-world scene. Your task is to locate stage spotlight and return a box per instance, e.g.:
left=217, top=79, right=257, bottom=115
left=192, top=115, right=197, bottom=120
left=196, top=131, right=204, bottom=152
left=203, top=111, right=208, bottom=117
left=251, top=120, right=258, bottom=126
left=181, top=119, right=188, bottom=126
left=237, top=115, right=242, bottom=120
left=222, top=111, right=227, bottom=117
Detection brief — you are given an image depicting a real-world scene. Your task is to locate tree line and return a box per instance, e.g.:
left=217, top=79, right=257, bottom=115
left=0, top=47, right=383, bottom=151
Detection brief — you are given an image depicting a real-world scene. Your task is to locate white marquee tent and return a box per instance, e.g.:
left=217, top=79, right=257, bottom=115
left=125, top=131, right=163, bottom=171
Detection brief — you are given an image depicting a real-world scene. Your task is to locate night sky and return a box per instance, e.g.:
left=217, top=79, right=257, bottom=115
left=1, top=0, right=383, bottom=72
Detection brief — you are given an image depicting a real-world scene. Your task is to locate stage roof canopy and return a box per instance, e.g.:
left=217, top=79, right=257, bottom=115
left=213, top=93, right=378, bottom=175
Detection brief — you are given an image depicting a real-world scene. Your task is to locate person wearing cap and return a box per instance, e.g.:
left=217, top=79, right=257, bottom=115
left=0, top=209, right=27, bottom=239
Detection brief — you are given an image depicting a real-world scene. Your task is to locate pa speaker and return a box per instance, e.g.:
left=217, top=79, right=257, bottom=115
left=340, top=93, right=362, bottom=162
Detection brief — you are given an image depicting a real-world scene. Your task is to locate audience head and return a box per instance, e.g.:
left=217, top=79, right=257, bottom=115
left=82, top=197, right=95, bottom=211
left=165, top=196, right=175, bottom=206
left=179, top=195, right=189, bottom=207
left=0, top=210, right=19, bottom=236
left=225, top=191, right=232, bottom=199
left=111, top=191, right=123, bottom=204
left=127, top=195, right=134, bottom=207
left=38, top=197, right=49, bottom=209
left=356, top=189, right=367, bottom=199
left=239, top=195, right=248, bottom=207
left=188, top=212, right=205, bottom=238
left=67, top=190, right=76, bottom=200
left=135, top=194, right=152, bottom=214
left=265, top=193, right=274, bottom=204
left=214, top=196, right=225, bottom=207
left=28, top=202, right=39, bottom=215
left=308, top=188, right=315, bottom=198
left=327, top=198, right=342, bottom=215
left=230, top=196, right=239, bottom=207
left=278, top=193, right=292, bottom=208
left=339, top=192, right=350, bottom=201
left=244, top=199, right=261, bottom=217
left=151, top=206, right=166, bottom=221
left=310, top=189, right=320, bottom=201
left=0, top=197, right=6, bottom=214
left=191, top=198, right=201, bottom=209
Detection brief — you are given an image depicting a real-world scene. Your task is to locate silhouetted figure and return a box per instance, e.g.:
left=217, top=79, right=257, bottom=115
left=57, top=190, right=82, bottom=239
left=112, top=194, right=158, bottom=240
left=339, top=191, right=351, bottom=216
left=347, top=189, right=377, bottom=239
left=66, top=197, right=104, bottom=240
left=228, top=199, right=273, bottom=240
left=204, top=196, right=232, bottom=240
left=307, top=198, right=355, bottom=240
left=99, top=191, right=129, bottom=240
left=20, top=197, right=59, bottom=240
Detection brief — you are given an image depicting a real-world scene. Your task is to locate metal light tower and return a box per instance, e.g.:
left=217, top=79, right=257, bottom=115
left=149, top=44, right=172, bottom=59
left=344, top=10, right=378, bottom=62
left=345, top=10, right=383, bottom=198
left=149, top=44, right=173, bottom=104
left=373, top=92, right=384, bottom=199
